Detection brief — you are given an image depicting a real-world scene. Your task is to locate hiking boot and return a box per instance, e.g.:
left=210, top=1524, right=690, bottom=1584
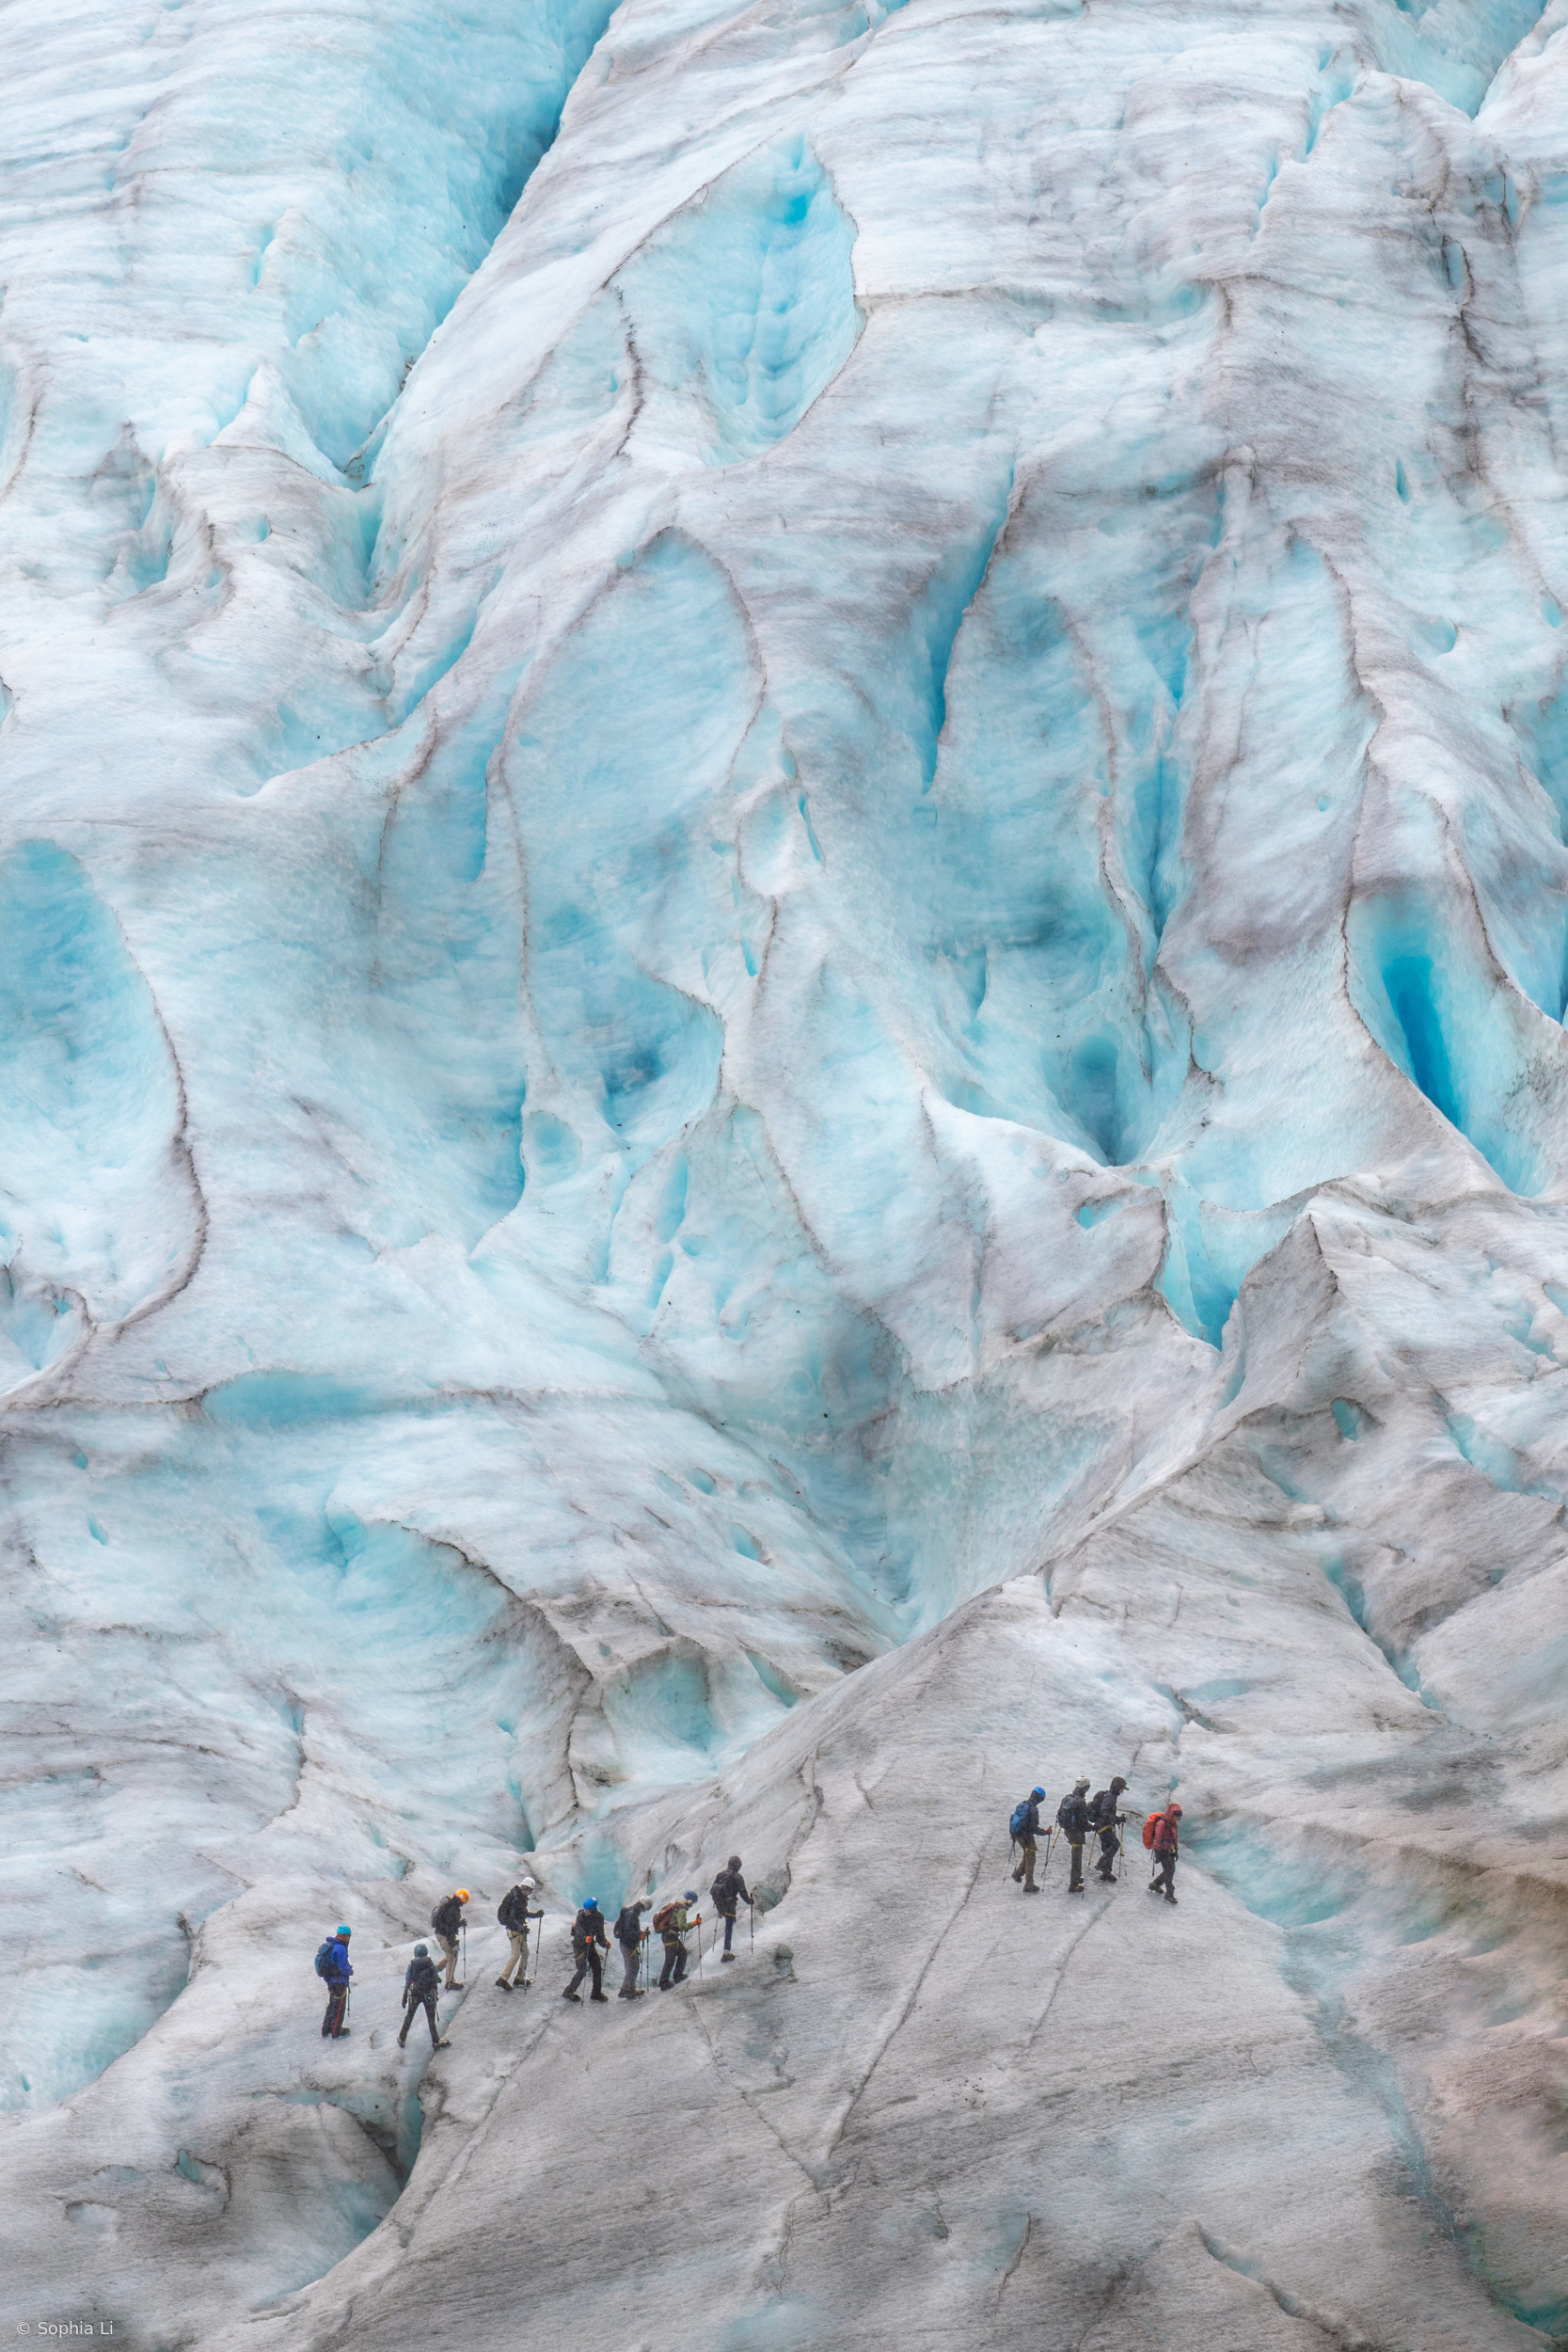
left=721, top=1952, right=736, bottom=1963
left=590, top=1992, right=610, bottom=2003
left=1164, top=1894, right=1178, bottom=1906
left=1011, top=1867, right=1023, bottom=1883
left=562, top=1991, right=581, bottom=2002
left=496, top=1979, right=513, bottom=1991
left=436, top=2038, right=451, bottom=2047
left=1022, top=1885, right=1041, bottom=1895
left=333, top=2028, right=352, bottom=2037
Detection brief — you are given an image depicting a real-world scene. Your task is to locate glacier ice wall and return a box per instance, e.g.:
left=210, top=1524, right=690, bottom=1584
left=3, top=0, right=1568, bottom=2341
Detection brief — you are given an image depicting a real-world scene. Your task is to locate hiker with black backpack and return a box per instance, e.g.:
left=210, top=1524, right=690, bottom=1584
left=495, top=1876, right=543, bottom=1991
left=654, top=1891, right=699, bottom=1988
left=1056, top=1779, right=1092, bottom=1894
left=1089, top=1777, right=1129, bottom=1883
left=563, top=1898, right=610, bottom=2003
left=709, top=1856, right=752, bottom=1960
left=430, top=1888, right=469, bottom=1987
left=314, top=1925, right=353, bottom=2038
left=1009, top=1788, right=1046, bottom=1892
left=1144, top=1801, right=1182, bottom=1904
left=615, top=1898, right=652, bottom=1997
left=399, top=1944, right=449, bottom=2050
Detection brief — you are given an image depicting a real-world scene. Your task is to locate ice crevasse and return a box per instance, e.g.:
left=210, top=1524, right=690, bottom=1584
left=3, top=0, right=1568, bottom=2341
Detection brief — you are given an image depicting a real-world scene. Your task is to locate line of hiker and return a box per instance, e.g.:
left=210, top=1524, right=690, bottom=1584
left=568, top=1855, right=752, bottom=2001
left=1009, top=1780, right=1183, bottom=1904
left=310, top=1856, right=756, bottom=2043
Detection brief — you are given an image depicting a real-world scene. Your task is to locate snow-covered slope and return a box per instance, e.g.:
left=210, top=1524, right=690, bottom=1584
left=3, top=0, right=1568, bottom=2341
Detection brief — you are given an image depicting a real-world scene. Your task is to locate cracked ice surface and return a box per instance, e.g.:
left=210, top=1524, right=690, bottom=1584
left=4, top=0, right=1568, bottom=2340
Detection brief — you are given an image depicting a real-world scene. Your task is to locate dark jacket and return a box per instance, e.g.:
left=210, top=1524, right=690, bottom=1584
left=710, top=1867, right=751, bottom=1916
left=498, top=1886, right=534, bottom=1931
left=1089, top=1789, right=1123, bottom=1831
left=572, top=1906, right=609, bottom=1954
left=1017, top=1798, right=1041, bottom=1841
left=616, top=1901, right=650, bottom=1948
left=321, top=1935, right=352, bottom=1988
left=1151, top=1810, right=1180, bottom=1855
left=431, top=1895, right=464, bottom=1942
left=404, top=1954, right=440, bottom=2005
left=1056, top=1791, right=1090, bottom=1841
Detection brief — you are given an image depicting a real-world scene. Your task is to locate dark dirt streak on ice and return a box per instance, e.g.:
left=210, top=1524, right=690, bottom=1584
left=822, top=1839, right=989, bottom=2165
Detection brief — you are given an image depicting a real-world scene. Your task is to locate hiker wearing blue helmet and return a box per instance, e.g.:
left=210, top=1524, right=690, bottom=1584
left=563, top=1898, right=610, bottom=2004
left=313, top=1924, right=353, bottom=2037
left=1009, top=1790, right=1046, bottom=1893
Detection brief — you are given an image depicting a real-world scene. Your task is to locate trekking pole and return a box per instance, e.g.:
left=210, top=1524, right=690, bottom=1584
left=461, top=1922, right=467, bottom=1984
left=750, top=1899, right=754, bottom=1957
left=1006, top=1835, right=1017, bottom=1883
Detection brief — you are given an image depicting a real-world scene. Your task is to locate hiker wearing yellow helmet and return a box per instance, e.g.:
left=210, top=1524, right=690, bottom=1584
left=430, top=1887, right=470, bottom=1988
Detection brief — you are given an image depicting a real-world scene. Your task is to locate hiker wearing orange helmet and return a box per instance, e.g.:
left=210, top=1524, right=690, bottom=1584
left=431, top=1887, right=470, bottom=1987
left=1147, top=1804, right=1182, bottom=1905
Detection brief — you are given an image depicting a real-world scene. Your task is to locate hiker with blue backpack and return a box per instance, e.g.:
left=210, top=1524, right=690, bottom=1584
left=1009, top=1789, right=1046, bottom=1891
left=314, top=1925, right=353, bottom=2038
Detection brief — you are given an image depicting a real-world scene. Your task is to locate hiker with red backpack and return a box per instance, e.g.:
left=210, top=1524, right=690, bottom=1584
left=1143, top=1801, right=1182, bottom=1904
left=655, top=1891, right=699, bottom=1988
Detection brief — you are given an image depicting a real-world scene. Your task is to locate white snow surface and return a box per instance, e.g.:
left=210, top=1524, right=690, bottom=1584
left=3, top=0, right=1568, bottom=2341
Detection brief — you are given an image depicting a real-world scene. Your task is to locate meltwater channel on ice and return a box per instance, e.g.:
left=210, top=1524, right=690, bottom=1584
left=3, top=0, right=1568, bottom=2343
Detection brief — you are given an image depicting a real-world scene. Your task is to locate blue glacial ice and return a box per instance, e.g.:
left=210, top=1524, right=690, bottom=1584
left=5, top=0, right=1568, bottom=2342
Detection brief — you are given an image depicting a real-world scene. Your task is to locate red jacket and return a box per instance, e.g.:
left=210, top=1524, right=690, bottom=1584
left=1151, top=1809, right=1180, bottom=1854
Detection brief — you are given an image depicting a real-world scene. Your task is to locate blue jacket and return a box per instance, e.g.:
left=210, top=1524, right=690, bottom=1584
left=323, top=1936, right=353, bottom=1987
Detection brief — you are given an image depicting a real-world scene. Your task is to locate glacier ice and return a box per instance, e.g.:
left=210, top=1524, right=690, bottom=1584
left=4, top=0, right=1568, bottom=2341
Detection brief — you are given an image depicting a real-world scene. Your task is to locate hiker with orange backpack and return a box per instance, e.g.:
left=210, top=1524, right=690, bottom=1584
left=1143, top=1801, right=1182, bottom=1904
left=655, top=1892, right=699, bottom=1988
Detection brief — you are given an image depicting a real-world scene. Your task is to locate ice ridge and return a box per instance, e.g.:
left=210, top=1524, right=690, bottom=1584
left=3, top=0, right=1568, bottom=2342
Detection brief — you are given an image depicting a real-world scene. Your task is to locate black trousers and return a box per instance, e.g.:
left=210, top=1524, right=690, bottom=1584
left=721, top=1910, right=736, bottom=1952
left=322, top=1986, right=348, bottom=2037
left=400, top=1993, right=439, bottom=2048
left=659, top=1939, right=688, bottom=1988
left=1152, top=1850, right=1178, bottom=1898
left=1097, top=1828, right=1119, bottom=1874
left=567, top=1943, right=605, bottom=1995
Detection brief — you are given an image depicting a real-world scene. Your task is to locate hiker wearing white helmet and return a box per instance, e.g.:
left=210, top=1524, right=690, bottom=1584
left=496, top=1874, right=542, bottom=1991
